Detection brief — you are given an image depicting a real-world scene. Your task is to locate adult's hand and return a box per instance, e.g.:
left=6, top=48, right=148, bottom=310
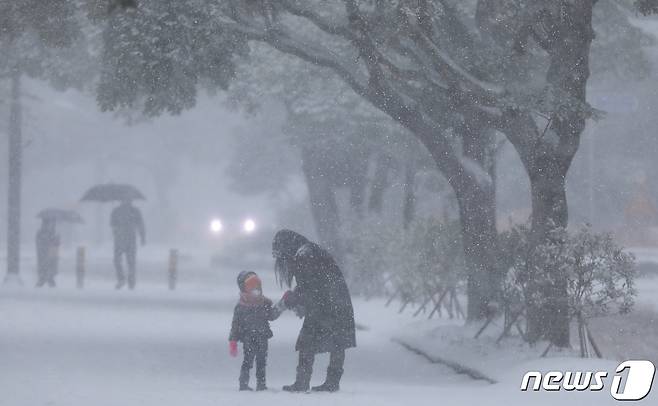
left=229, top=341, right=238, bottom=357
left=281, top=290, right=293, bottom=307
left=284, top=290, right=304, bottom=309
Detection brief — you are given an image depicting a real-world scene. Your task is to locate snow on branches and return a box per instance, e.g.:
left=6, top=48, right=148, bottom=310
left=501, top=224, right=636, bottom=330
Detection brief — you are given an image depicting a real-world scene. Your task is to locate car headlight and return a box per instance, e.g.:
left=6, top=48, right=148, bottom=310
left=210, top=218, right=223, bottom=234
left=243, top=218, right=256, bottom=233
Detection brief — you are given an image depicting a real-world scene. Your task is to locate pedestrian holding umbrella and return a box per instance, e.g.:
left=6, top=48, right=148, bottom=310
left=81, top=183, right=147, bottom=290
left=81, top=183, right=145, bottom=203
left=34, top=208, right=84, bottom=288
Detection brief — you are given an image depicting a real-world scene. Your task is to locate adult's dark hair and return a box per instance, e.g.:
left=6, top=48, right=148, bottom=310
left=272, top=229, right=309, bottom=288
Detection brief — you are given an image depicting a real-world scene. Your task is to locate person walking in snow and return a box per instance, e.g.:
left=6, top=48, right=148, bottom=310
left=110, top=199, right=145, bottom=289
left=35, top=218, right=60, bottom=287
left=272, top=229, right=356, bottom=393
left=229, top=271, right=284, bottom=391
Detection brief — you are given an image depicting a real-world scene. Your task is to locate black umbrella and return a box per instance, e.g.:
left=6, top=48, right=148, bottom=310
left=37, top=208, right=84, bottom=224
left=81, top=183, right=146, bottom=202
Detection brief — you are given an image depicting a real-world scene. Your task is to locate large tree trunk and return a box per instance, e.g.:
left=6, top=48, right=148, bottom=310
left=504, top=113, right=581, bottom=346
left=455, top=184, right=499, bottom=320
left=424, top=123, right=499, bottom=321
left=525, top=163, right=571, bottom=346
left=498, top=0, right=595, bottom=347
left=4, top=71, right=22, bottom=283
left=525, top=0, right=594, bottom=347
left=458, top=123, right=499, bottom=320
left=506, top=115, right=580, bottom=346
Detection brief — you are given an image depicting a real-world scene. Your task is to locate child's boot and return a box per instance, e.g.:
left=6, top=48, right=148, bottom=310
left=256, top=367, right=267, bottom=391
left=239, top=368, right=252, bottom=391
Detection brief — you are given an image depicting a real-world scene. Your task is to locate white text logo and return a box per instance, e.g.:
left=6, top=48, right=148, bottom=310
left=520, top=360, right=656, bottom=401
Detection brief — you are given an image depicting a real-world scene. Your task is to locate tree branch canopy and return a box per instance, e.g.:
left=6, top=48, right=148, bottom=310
left=95, top=0, right=654, bottom=209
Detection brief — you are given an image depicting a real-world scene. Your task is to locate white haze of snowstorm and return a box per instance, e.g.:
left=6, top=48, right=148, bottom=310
left=1, top=249, right=658, bottom=406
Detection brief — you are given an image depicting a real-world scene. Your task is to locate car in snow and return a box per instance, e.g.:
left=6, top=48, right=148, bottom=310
left=207, top=217, right=273, bottom=269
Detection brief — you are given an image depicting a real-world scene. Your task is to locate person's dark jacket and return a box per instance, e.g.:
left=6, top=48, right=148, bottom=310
left=36, top=226, right=60, bottom=275
left=111, top=203, right=145, bottom=247
left=229, top=298, right=281, bottom=342
left=277, top=232, right=356, bottom=354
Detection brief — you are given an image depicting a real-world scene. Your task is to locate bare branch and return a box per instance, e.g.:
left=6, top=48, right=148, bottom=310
left=222, top=1, right=488, bottom=196
left=279, top=0, right=352, bottom=39
left=267, top=27, right=369, bottom=96
left=218, top=13, right=369, bottom=99
left=412, top=29, right=504, bottom=99
left=397, top=40, right=450, bottom=90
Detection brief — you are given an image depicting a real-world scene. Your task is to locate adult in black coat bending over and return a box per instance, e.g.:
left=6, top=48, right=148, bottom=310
left=273, top=229, right=356, bottom=393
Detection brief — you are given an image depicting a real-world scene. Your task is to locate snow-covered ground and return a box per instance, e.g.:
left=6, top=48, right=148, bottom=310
left=1, top=248, right=657, bottom=405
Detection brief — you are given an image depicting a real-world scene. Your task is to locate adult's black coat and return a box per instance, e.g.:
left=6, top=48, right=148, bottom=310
left=111, top=202, right=145, bottom=248
left=275, top=230, right=356, bottom=354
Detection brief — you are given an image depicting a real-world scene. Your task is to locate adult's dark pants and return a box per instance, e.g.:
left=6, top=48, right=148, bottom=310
left=296, top=349, right=345, bottom=387
left=113, top=243, right=136, bottom=288
left=36, top=257, right=58, bottom=286
left=240, top=336, right=268, bottom=387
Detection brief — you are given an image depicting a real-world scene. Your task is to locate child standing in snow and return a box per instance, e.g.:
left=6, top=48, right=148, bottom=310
left=229, top=271, right=285, bottom=391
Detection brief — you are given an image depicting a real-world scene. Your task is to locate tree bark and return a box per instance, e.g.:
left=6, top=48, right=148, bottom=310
left=501, top=0, right=595, bottom=347
left=423, top=123, right=499, bottom=321
left=531, top=0, right=593, bottom=347
left=5, top=71, right=22, bottom=282
left=504, top=114, right=579, bottom=346
left=455, top=183, right=499, bottom=320
left=525, top=163, right=571, bottom=346
left=458, top=123, right=499, bottom=320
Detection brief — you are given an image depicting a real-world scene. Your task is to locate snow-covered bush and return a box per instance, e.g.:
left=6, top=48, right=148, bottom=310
left=498, top=225, right=532, bottom=328
left=534, top=226, right=636, bottom=320
left=499, top=224, right=636, bottom=342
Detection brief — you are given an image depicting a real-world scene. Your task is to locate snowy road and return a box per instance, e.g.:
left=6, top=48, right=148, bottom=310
left=3, top=255, right=656, bottom=406
left=0, top=260, right=475, bottom=406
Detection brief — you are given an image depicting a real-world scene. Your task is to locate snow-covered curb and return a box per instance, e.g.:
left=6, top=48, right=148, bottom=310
left=392, top=318, right=555, bottom=380
left=390, top=307, right=658, bottom=392
left=393, top=338, right=497, bottom=383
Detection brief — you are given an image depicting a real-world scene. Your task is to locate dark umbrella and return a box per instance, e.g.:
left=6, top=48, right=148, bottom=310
left=81, top=183, right=146, bottom=202
left=37, top=208, right=84, bottom=224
